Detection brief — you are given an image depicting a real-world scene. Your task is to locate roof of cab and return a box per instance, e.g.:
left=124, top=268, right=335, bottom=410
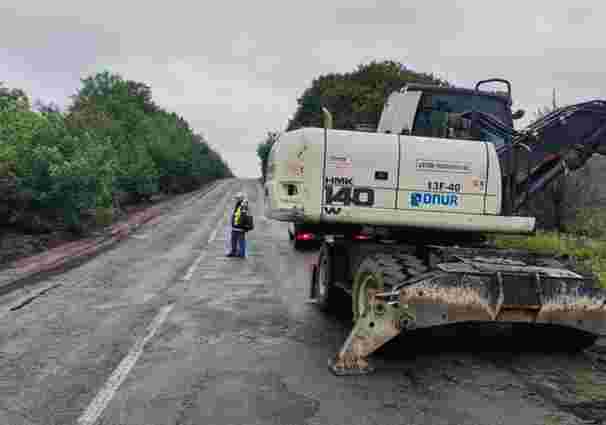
left=403, top=83, right=512, bottom=106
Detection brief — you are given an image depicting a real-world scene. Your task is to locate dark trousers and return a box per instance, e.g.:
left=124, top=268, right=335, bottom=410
left=229, top=229, right=246, bottom=256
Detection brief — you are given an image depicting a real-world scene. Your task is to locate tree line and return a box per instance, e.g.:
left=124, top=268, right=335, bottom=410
left=1, top=71, right=232, bottom=233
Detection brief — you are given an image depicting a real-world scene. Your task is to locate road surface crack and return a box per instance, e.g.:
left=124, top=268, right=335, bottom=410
left=9, top=283, right=62, bottom=312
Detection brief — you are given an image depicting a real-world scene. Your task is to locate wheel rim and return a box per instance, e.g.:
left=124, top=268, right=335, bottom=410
left=357, top=273, right=379, bottom=319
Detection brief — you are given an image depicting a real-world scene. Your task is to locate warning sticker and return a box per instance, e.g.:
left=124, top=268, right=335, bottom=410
left=327, top=155, right=353, bottom=177
left=465, top=175, right=486, bottom=192
left=328, top=155, right=352, bottom=166
left=287, top=160, right=304, bottom=177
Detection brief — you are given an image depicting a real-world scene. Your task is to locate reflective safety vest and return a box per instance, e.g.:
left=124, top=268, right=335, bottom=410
left=234, top=205, right=243, bottom=226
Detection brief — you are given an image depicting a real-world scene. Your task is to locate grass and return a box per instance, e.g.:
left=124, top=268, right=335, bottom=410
left=543, top=414, right=562, bottom=425
left=493, top=231, right=606, bottom=288
left=570, top=367, right=606, bottom=402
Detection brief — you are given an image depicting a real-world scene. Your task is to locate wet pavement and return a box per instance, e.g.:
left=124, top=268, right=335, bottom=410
left=1, top=178, right=606, bottom=425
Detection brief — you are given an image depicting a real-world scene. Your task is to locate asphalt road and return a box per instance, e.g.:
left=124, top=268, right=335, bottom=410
left=2, top=178, right=606, bottom=425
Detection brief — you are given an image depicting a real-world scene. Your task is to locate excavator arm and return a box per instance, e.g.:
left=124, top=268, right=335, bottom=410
left=505, top=100, right=606, bottom=213
left=456, top=101, right=606, bottom=215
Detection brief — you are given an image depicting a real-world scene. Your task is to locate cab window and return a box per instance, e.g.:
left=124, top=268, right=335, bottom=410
left=411, top=91, right=511, bottom=148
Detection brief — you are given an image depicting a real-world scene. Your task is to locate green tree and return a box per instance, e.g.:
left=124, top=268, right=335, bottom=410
left=0, top=84, right=46, bottom=177
left=287, top=60, right=450, bottom=131
left=0, top=82, right=30, bottom=112
left=256, top=132, right=279, bottom=183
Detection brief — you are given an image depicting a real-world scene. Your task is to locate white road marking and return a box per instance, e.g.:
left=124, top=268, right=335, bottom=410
left=76, top=303, right=174, bottom=425
left=75, top=186, right=239, bottom=423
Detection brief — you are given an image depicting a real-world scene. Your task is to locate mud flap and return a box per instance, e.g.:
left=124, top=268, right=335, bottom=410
left=329, top=289, right=415, bottom=376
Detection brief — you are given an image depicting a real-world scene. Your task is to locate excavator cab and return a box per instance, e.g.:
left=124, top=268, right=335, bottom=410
left=413, top=90, right=510, bottom=143
left=378, top=80, right=517, bottom=147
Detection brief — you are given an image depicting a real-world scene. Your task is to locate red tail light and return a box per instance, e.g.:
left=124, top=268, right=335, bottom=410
left=353, top=234, right=370, bottom=240
left=296, top=232, right=315, bottom=241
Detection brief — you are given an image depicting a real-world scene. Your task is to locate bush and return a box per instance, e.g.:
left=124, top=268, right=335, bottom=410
left=0, top=144, right=16, bottom=177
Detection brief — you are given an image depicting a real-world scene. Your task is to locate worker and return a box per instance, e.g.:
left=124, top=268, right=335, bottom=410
left=227, top=192, right=250, bottom=257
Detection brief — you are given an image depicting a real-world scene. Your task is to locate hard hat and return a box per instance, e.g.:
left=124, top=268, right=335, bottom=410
left=234, top=192, right=245, bottom=200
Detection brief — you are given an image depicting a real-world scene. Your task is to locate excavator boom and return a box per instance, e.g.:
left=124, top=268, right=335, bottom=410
left=504, top=100, right=606, bottom=212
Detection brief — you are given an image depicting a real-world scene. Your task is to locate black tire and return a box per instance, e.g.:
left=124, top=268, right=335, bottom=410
left=309, top=264, right=318, bottom=299
left=293, top=238, right=303, bottom=250
left=352, top=252, right=427, bottom=322
left=315, top=243, right=337, bottom=312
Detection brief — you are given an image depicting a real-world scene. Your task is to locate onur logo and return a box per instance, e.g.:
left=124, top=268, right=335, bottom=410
left=410, top=192, right=459, bottom=208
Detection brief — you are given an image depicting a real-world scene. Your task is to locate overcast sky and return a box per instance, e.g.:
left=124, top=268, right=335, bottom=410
left=1, top=1, right=604, bottom=178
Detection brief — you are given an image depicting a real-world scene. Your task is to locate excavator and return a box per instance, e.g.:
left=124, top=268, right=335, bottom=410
left=264, top=78, right=606, bottom=375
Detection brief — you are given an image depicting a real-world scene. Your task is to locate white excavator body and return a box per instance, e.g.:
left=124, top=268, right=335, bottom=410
left=264, top=127, right=535, bottom=234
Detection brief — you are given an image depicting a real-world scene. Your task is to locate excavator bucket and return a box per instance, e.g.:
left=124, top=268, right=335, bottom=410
left=329, top=247, right=606, bottom=376
left=397, top=257, right=606, bottom=336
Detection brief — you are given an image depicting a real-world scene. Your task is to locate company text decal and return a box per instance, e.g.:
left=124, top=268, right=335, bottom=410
left=410, top=192, right=459, bottom=208
left=325, top=185, right=374, bottom=207
left=416, top=159, right=471, bottom=174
